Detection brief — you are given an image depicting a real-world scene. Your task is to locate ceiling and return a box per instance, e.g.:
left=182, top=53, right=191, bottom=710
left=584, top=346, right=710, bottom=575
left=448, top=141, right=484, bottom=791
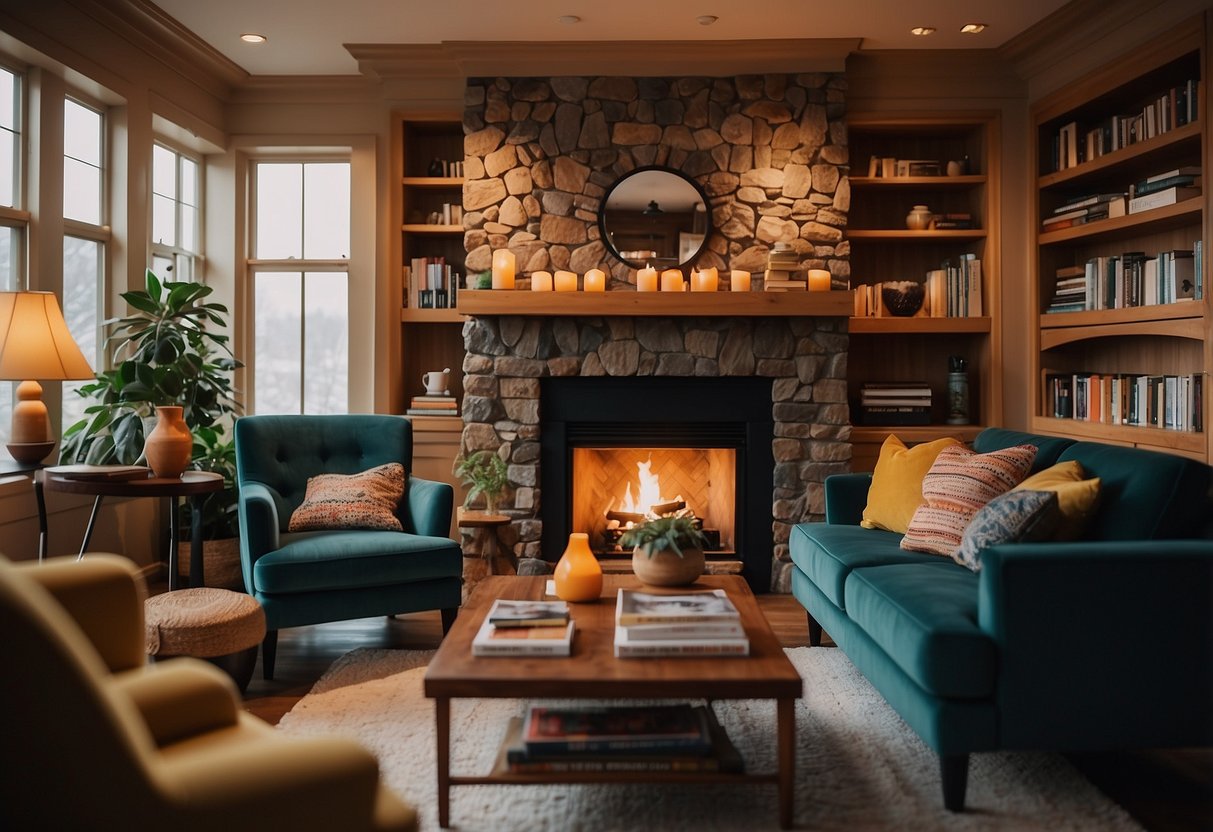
left=151, top=0, right=1074, bottom=77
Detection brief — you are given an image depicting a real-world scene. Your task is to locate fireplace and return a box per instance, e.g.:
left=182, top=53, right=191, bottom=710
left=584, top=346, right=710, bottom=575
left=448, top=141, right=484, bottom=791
left=540, top=376, right=774, bottom=592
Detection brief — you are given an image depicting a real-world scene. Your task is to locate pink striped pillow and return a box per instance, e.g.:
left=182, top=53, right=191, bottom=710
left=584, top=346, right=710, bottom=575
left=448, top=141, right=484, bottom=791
left=900, top=444, right=1038, bottom=557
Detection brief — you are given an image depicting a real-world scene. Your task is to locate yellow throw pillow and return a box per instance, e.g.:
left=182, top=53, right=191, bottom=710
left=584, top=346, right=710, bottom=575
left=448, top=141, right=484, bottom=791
left=861, top=434, right=962, bottom=534
left=1012, top=460, right=1101, bottom=540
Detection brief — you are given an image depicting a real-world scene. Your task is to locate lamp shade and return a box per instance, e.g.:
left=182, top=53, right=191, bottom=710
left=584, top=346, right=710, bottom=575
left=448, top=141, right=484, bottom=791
left=0, top=291, right=94, bottom=381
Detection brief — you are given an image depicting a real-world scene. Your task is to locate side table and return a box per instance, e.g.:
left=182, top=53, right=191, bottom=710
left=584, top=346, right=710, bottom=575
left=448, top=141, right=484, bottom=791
left=38, top=470, right=224, bottom=591
left=456, top=508, right=515, bottom=575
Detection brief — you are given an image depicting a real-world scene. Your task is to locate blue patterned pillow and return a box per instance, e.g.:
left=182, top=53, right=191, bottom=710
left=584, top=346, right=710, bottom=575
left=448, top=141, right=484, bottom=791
left=954, top=490, right=1061, bottom=571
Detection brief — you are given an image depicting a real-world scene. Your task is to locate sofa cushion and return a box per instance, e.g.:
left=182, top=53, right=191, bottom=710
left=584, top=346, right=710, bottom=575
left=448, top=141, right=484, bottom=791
left=955, top=490, right=1061, bottom=571
left=789, top=523, right=942, bottom=610
left=901, top=444, right=1038, bottom=557
left=287, top=463, right=406, bottom=533
left=253, top=531, right=462, bottom=594
left=1012, top=460, right=1101, bottom=540
left=845, top=561, right=996, bottom=698
left=1058, top=442, right=1212, bottom=540
left=972, top=428, right=1075, bottom=473
left=860, top=434, right=962, bottom=534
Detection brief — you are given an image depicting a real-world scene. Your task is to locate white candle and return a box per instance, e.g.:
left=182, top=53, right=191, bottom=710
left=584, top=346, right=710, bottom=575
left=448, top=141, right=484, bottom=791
left=584, top=268, right=606, bottom=292
left=692, top=267, right=718, bottom=292
left=808, top=269, right=831, bottom=292
left=491, top=249, right=516, bottom=290
left=636, top=266, right=658, bottom=292
left=554, top=270, right=578, bottom=292
left=730, top=270, right=751, bottom=292
left=531, top=271, right=553, bottom=291
left=661, top=269, right=684, bottom=292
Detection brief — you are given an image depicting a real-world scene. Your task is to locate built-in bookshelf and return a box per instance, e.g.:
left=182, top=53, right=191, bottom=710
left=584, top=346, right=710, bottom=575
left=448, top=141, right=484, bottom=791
left=1029, top=17, right=1209, bottom=462
left=846, top=113, right=1002, bottom=470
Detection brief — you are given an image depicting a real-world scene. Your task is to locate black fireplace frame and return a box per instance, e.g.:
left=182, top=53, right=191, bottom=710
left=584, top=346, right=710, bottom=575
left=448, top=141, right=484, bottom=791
left=539, top=376, right=775, bottom=592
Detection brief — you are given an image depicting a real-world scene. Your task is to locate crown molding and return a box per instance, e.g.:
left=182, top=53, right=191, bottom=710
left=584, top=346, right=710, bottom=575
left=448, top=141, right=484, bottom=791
left=230, top=74, right=384, bottom=104
left=346, top=38, right=860, bottom=80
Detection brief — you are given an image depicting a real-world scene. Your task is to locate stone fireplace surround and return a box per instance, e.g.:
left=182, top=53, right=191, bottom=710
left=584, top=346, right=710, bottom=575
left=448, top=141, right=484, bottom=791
left=460, top=314, right=850, bottom=592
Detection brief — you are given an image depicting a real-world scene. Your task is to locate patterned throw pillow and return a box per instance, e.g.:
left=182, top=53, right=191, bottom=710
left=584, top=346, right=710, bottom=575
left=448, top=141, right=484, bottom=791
left=953, top=489, right=1061, bottom=571
left=288, top=463, right=406, bottom=532
left=900, top=444, right=1038, bottom=557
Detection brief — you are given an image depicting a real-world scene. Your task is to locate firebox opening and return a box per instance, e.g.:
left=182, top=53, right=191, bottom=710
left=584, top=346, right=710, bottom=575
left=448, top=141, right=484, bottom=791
left=572, top=446, right=737, bottom=558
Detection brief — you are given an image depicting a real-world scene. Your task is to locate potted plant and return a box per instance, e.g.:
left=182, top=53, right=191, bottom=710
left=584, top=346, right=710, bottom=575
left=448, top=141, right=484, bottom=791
left=454, top=449, right=509, bottom=514
left=619, top=514, right=708, bottom=586
left=61, top=270, right=243, bottom=586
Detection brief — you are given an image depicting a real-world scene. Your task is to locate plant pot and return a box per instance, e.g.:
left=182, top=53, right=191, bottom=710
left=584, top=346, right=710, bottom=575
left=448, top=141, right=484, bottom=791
left=632, top=546, right=705, bottom=587
left=145, top=406, right=193, bottom=479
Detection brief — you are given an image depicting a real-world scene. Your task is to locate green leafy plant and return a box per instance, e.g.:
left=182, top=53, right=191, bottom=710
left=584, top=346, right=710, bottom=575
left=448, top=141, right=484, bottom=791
left=619, top=515, right=708, bottom=558
left=454, top=450, right=509, bottom=513
left=61, top=270, right=242, bottom=538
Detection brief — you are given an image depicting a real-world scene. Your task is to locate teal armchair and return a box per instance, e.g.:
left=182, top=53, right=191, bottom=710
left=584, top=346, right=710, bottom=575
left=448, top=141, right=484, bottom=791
left=235, top=415, right=463, bottom=679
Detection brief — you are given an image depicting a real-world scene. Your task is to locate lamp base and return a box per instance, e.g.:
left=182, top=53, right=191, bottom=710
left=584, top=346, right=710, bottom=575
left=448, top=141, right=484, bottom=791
left=6, top=442, right=56, bottom=464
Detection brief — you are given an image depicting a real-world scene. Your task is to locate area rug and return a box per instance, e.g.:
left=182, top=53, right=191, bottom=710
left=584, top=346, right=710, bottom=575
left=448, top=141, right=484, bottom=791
left=276, top=647, right=1142, bottom=831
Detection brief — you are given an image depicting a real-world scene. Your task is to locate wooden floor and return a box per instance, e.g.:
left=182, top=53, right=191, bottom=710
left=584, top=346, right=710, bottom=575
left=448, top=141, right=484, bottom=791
left=239, top=595, right=1212, bottom=831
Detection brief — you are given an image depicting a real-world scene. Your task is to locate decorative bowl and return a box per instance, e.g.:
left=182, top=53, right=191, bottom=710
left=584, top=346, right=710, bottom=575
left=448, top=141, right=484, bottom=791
left=881, top=281, right=925, bottom=317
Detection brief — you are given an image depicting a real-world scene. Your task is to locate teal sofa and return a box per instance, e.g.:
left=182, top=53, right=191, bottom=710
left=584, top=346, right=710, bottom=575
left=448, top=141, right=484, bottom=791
left=789, top=428, right=1213, bottom=810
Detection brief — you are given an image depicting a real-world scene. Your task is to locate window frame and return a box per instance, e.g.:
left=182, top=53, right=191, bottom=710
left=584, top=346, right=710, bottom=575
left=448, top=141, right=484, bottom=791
left=150, top=137, right=202, bottom=282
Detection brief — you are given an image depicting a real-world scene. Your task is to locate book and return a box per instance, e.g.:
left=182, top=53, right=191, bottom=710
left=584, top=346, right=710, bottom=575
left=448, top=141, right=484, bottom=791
left=616, top=620, right=746, bottom=641
left=1052, top=193, right=1128, bottom=214
left=614, top=625, right=751, bottom=657
left=406, top=408, right=459, bottom=416
left=1128, top=185, right=1201, bottom=214
left=471, top=617, right=574, bottom=656
left=485, top=599, right=570, bottom=629
left=46, top=464, right=150, bottom=482
left=1132, top=174, right=1200, bottom=197
left=1141, top=166, right=1201, bottom=184
left=407, top=399, right=459, bottom=409
left=521, top=704, right=712, bottom=755
left=615, top=588, right=740, bottom=626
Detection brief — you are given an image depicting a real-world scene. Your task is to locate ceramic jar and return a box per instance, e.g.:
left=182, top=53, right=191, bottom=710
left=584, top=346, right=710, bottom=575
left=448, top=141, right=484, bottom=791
left=553, top=532, right=603, bottom=602
left=905, top=205, right=933, bottom=231
left=631, top=546, right=705, bottom=587
left=144, top=405, right=192, bottom=479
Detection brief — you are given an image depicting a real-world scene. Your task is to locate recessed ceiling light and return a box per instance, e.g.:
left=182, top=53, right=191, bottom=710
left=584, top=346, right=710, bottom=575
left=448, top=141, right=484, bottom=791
left=960, top=23, right=987, bottom=34
left=910, top=26, right=936, bottom=36
left=697, top=15, right=719, bottom=26
left=557, top=15, right=581, bottom=24
left=240, top=33, right=267, bottom=44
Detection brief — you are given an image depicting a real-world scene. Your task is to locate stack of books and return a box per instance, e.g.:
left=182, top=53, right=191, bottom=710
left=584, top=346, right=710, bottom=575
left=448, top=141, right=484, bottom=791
left=859, top=382, right=932, bottom=426
left=763, top=242, right=804, bottom=291
left=471, top=599, right=573, bottom=656
left=1046, top=265, right=1088, bottom=314
left=1041, top=192, right=1127, bottom=232
left=500, top=703, right=743, bottom=774
left=613, top=588, right=748, bottom=657
left=46, top=464, right=150, bottom=482
left=406, top=394, right=458, bottom=417
left=1128, top=167, right=1201, bottom=214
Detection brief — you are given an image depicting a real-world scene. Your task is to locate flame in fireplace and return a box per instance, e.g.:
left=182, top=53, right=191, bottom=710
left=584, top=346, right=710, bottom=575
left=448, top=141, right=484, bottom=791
left=612, top=456, right=681, bottom=517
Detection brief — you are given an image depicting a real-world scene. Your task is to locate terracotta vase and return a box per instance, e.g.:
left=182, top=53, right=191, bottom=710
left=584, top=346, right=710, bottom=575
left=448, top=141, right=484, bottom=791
left=632, top=546, right=705, bottom=587
left=144, top=405, right=192, bottom=479
left=553, top=532, right=603, bottom=602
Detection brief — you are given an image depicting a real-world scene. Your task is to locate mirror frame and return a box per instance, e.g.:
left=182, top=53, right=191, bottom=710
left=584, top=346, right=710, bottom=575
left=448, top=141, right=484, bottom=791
left=598, top=165, right=713, bottom=269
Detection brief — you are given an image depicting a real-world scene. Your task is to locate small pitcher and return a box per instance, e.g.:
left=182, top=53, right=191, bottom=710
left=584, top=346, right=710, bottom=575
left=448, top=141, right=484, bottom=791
left=421, top=368, right=451, bottom=395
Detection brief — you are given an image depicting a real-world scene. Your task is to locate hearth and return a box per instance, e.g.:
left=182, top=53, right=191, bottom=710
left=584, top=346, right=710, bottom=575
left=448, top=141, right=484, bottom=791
left=540, top=376, right=774, bottom=591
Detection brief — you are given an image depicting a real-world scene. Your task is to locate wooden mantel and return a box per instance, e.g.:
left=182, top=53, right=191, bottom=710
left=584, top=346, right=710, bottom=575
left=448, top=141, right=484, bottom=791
left=455, top=289, right=854, bottom=317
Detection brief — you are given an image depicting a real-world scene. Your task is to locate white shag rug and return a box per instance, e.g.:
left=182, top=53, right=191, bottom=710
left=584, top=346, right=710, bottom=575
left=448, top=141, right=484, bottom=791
left=276, top=647, right=1142, bottom=832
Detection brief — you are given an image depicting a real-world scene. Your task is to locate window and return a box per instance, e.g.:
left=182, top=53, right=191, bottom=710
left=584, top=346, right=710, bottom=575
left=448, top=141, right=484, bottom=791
left=249, top=160, right=350, bottom=414
left=61, top=97, right=106, bottom=434
left=151, top=142, right=200, bottom=281
left=0, top=65, right=24, bottom=459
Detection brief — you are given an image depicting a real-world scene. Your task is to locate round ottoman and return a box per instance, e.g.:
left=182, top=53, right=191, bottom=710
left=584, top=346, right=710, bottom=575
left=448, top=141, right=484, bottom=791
left=145, top=588, right=266, bottom=692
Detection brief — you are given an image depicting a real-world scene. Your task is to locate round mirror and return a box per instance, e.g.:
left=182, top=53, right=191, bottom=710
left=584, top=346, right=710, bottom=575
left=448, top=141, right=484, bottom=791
left=599, top=166, right=712, bottom=269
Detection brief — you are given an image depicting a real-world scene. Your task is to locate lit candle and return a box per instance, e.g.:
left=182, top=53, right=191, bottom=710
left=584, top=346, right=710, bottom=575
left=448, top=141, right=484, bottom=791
left=691, top=267, right=718, bottom=292
left=531, top=270, right=553, bottom=291
left=583, top=268, right=606, bottom=292
left=554, top=270, right=578, bottom=292
left=808, top=269, right=831, bottom=292
left=730, top=270, right=751, bottom=292
left=661, top=269, right=684, bottom=292
left=491, top=249, right=516, bottom=290
left=636, top=266, right=658, bottom=292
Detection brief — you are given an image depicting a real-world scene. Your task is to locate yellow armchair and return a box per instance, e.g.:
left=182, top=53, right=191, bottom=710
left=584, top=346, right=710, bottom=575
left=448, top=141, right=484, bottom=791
left=0, top=554, right=416, bottom=831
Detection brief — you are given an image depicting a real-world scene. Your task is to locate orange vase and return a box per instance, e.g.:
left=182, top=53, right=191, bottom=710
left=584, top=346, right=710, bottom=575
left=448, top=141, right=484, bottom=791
left=553, top=532, right=603, bottom=602
left=144, top=405, right=192, bottom=479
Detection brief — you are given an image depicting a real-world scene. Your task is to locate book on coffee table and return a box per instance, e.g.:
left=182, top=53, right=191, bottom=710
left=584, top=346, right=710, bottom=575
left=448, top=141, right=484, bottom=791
left=471, top=616, right=574, bottom=657
left=520, top=703, right=712, bottom=755
left=615, top=588, right=741, bottom=626
left=486, top=599, right=570, bottom=628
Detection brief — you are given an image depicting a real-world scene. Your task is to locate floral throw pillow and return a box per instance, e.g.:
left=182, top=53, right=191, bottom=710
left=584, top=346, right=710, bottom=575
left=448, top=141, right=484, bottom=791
left=900, top=443, right=1038, bottom=557
left=953, top=489, right=1061, bottom=571
left=288, top=462, right=406, bottom=532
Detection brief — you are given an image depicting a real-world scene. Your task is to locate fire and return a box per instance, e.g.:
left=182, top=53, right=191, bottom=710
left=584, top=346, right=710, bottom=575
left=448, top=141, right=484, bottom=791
left=611, top=456, right=682, bottom=519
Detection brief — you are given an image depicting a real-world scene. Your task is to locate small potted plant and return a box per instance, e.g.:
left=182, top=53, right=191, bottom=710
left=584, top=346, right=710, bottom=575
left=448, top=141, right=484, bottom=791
left=620, top=514, right=708, bottom=586
left=454, top=449, right=509, bottom=514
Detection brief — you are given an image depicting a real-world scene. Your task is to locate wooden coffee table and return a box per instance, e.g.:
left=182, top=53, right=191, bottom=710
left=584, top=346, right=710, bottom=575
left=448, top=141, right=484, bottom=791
left=424, top=574, right=803, bottom=828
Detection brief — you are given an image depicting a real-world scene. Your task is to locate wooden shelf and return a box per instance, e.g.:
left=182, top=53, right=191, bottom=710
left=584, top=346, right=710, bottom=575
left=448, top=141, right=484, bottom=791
left=402, top=224, right=464, bottom=234
left=849, top=316, right=991, bottom=334
left=456, top=289, right=854, bottom=317
left=1037, top=198, right=1202, bottom=245
left=401, top=307, right=465, bottom=323
left=1040, top=303, right=1204, bottom=329
left=1040, top=315, right=1206, bottom=349
left=849, top=175, right=987, bottom=188
left=402, top=176, right=464, bottom=188
left=847, top=229, right=987, bottom=241
left=1030, top=415, right=1206, bottom=456
left=1037, top=122, right=1201, bottom=189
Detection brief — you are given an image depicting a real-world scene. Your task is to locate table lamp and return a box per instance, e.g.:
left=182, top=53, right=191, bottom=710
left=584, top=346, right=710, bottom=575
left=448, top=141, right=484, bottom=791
left=0, top=291, right=95, bottom=463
